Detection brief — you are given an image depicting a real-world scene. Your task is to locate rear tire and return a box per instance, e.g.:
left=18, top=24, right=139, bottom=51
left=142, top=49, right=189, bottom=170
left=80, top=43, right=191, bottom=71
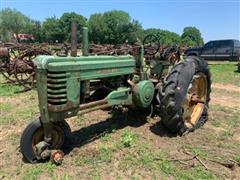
left=157, top=56, right=211, bottom=135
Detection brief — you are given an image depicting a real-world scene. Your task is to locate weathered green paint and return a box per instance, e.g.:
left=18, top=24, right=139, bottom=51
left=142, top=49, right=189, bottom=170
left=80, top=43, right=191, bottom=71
left=36, top=69, right=50, bottom=123
left=106, top=88, right=132, bottom=106
left=82, top=27, right=89, bottom=56
left=35, top=55, right=133, bottom=69
left=133, top=80, right=155, bottom=108
left=34, top=54, right=135, bottom=123
left=67, top=72, right=80, bottom=104
left=34, top=46, right=170, bottom=126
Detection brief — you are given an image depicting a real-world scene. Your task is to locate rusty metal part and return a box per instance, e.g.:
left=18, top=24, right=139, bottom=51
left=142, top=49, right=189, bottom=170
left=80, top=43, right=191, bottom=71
left=190, top=94, right=205, bottom=105
left=71, top=21, right=78, bottom=57
left=183, top=73, right=208, bottom=129
left=0, top=43, right=51, bottom=87
left=79, top=99, right=108, bottom=110
left=32, top=125, right=65, bottom=160
left=35, top=141, right=51, bottom=160
left=79, top=104, right=110, bottom=115
left=51, top=150, right=64, bottom=165
left=0, top=41, right=188, bottom=91
left=0, top=47, right=9, bottom=57
left=14, top=48, right=50, bottom=89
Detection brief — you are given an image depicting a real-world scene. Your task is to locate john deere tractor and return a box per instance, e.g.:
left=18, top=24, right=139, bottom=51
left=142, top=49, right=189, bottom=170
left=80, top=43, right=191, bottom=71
left=20, top=27, right=211, bottom=163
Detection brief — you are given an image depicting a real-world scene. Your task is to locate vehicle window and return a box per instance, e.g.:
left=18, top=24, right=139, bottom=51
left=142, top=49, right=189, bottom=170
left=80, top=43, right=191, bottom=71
left=203, top=42, right=213, bottom=49
left=234, top=40, right=240, bottom=47
left=216, top=40, right=233, bottom=48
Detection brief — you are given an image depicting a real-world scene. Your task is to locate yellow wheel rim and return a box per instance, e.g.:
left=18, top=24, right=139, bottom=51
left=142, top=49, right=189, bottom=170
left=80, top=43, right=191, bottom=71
left=183, top=73, right=208, bottom=129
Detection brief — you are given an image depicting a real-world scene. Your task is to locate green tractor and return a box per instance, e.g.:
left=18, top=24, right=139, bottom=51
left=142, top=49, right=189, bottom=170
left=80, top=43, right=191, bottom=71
left=20, top=27, right=211, bottom=163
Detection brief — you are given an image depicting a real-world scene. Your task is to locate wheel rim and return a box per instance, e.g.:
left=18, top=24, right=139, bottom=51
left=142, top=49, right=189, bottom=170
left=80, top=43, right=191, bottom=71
left=32, top=125, right=65, bottom=153
left=182, top=73, right=208, bottom=129
left=0, top=59, right=17, bottom=83
left=14, top=49, right=50, bottom=89
left=14, top=59, right=35, bottom=89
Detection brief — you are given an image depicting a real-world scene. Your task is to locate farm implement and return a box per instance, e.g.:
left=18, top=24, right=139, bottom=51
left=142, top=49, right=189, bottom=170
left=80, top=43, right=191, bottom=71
left=20, top=26, right=211, bottom=164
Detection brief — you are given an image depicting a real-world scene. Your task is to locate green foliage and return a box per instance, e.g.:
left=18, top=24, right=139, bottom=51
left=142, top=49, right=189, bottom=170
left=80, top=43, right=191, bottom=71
left=0, top=8, right=30, bottom=41
left=59, top=12, right=87, bottom=42
left=26, top=20, right=43, bottom=42
left=89, top=10, right=143, bottom=44
left=181, top=26, right=204, bottom=46
left=0, top=8, right=206, bottom=47
left=144, top=28, right=181, bottom=45
left=41, top=12, right=87, bottom=43
left=42, top=17, right=65, bottom=43
left=0, top=8, right=41, bottom=42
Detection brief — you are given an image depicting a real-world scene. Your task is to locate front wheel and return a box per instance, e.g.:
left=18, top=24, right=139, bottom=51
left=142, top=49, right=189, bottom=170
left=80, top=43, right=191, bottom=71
left=20, top=118, right=71, bottom=163
left=157, top=56, right=211, bottom=135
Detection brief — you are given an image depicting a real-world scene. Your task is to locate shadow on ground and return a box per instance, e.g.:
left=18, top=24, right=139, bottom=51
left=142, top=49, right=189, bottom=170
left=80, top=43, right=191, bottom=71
left=149, top=121, right=177, bottom=138
left=63, top=111, right=177, bottom=155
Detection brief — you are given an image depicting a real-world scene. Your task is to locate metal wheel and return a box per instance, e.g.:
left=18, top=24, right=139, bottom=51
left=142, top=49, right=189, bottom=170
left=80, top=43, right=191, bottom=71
left=20, top=118, right=71, bottom=163
left=32, top=126, right=65, bottom=151
left=0, top=46, right=25, bottom=83
left=14, top=49, right=50, bottom=89
left=14, top=58, right=35, bottom=89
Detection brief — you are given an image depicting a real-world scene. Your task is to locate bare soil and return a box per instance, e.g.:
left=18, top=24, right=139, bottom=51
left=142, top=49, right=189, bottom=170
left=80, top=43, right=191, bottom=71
left=211, top=83, right=240, bottom=108
left=0, top=82, right=240, bottom=179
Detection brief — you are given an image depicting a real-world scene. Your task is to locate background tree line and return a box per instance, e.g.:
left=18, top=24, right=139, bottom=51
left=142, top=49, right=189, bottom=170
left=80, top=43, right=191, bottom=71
left=0, top=8, right=204, bottom=46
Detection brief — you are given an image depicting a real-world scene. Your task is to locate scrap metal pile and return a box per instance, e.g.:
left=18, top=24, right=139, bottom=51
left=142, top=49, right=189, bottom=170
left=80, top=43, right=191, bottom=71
left=0, top=43, right=71, bottom=90
left=0, top=39, right=186, bottom=90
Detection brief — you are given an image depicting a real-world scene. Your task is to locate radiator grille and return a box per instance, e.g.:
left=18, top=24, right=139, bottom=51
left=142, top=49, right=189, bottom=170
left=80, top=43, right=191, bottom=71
left=47, top=71, right=67, bottom=105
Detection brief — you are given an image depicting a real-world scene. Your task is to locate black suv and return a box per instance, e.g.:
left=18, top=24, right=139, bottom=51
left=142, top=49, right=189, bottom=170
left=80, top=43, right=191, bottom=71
left=184, top=39, right=240, bottom=61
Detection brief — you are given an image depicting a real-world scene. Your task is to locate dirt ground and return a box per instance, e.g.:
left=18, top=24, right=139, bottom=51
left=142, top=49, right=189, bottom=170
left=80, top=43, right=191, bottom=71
left=0, top=78, right=240, bottom=179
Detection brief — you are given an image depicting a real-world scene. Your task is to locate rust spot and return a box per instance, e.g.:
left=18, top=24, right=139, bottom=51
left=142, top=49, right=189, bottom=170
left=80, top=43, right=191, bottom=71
left=48, top=100, right=75, bottom=112
left=96, top=68, right=117, bottom=74
left=0, top=47, right=9, bottom=57
left=51, top=150, right=64, bottom=165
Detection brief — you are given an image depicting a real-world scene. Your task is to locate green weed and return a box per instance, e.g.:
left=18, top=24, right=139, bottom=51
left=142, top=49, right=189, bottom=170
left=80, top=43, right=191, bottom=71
left=23, top=162, right=56, bottom=180
left=209, top=64, right=240, bottom=86
left=61, top=174, right=73, bottom=180
left=212, top=87, right=240, bottom=97
left=0, top=170, right=6, bottom=179
left=234, top=155, right=240, bottom=164
left=23, top=166, right=44, bottom=180
left=119, top=129, right=139, bottom=148
left=0, top=82, right=23, bottom=96
left=0, top=103, right=14, bottom=112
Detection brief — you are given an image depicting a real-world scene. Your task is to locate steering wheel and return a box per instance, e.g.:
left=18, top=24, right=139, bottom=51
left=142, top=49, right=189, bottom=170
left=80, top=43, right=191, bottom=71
left=143, top=34, right=160, bottom=55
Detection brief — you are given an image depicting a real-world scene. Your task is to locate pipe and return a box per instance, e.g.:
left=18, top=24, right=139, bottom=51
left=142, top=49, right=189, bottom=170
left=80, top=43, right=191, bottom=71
left=70, top=21, right=77, bottom=57
left=79, top=99, right=108, bottom=110
left=78, top=104, right=110, bottom=115
left=82, top=27, right=89, bottom=56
